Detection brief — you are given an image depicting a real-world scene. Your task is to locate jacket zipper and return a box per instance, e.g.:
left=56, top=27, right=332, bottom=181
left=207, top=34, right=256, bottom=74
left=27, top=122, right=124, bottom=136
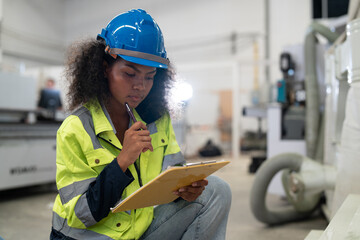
left=134, top=158, right=143, bottom=187
left=98, top=135, right=143, bottom=187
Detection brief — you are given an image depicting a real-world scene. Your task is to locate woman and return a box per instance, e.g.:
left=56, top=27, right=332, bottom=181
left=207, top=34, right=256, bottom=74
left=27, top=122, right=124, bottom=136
left=50, top=9, right=231, bottom=240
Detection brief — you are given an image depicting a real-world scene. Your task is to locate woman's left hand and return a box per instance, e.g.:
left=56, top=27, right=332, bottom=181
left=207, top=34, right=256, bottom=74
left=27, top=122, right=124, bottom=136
left=173, top=179, right=208, bottom=202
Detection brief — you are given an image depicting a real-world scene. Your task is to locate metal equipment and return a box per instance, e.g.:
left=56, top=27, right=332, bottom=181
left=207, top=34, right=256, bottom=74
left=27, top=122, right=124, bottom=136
left=0, top=71, right=61, bottom=190
left=277, top=51, right=306, bottom=140
left=250, top=0, right=360, bottom=230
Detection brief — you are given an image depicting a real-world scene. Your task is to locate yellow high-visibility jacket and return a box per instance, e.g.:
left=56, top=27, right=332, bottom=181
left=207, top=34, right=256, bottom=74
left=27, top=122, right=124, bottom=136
left=52, top=99, right=184, bottom=240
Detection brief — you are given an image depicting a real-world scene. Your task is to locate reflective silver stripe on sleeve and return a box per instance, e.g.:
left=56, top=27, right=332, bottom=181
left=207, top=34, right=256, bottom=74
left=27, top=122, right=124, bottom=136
left=74, top=193, right=97, bottom=227
left=147, top=122, right=158, bottom=135
left=59, top=178, right=96, bottom=204
left=73, top=107, right=102, bottom=150
left=162, top=152, right=185, bottom=171
left=52, top=212, right=113, bottom=240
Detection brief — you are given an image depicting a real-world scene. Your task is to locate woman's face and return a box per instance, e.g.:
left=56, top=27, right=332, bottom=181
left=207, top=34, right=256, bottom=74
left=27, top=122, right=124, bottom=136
left=105, top=59, right=157, bottom=108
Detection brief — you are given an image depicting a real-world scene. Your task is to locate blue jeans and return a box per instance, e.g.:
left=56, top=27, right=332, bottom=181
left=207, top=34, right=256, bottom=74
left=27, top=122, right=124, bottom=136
left=140, top=175, right=232, bottom=240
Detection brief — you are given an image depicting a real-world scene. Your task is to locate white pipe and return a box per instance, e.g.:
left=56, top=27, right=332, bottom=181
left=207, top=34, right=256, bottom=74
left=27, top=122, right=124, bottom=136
left=0, top=0, right=3, bottom=64
left=346, top=18, right=360, bottom=83
left=304, top=22, right=339, bottom=160
left=232, top=61, right=240, bottom=159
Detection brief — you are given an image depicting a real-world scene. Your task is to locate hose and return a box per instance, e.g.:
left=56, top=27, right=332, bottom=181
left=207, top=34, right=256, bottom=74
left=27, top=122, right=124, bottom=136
left=250, top=153, right=315, bottom=225
left=304, top=22, right=339, bottom=160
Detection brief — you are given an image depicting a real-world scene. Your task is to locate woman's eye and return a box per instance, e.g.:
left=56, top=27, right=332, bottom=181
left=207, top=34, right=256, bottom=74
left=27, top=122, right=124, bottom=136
left=125, top=72, right=135, bottom=77
left=146, top=76, right=154, bottom=81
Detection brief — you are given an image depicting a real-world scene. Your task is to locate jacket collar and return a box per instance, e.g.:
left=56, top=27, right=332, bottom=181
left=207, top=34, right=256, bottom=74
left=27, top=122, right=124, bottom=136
left=85, top=99, right=147, bottom=136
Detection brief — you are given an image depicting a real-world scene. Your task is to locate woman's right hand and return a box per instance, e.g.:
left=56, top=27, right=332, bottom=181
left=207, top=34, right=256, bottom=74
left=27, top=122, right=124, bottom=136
left=116, top=121, right=153, bottom=172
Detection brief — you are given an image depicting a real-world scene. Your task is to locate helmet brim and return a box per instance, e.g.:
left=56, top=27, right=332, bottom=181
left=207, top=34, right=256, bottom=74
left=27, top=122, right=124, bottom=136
left=120, top=55, right=168, bottom=69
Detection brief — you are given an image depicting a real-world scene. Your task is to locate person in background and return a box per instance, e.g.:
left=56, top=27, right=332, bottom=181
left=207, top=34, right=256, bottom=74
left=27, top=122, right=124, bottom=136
left=50, top=9, right=231, bottom=240
left=37, top=78, right=62, bottom=120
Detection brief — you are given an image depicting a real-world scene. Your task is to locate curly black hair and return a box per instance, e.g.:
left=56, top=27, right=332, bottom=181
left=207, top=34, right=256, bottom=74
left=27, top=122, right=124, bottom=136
left=65, top=38, right=175, bottom=123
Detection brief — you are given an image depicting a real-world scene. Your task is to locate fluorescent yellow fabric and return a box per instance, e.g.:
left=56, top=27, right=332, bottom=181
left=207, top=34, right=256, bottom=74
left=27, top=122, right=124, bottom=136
left=52, top=99, right=182, bottom=239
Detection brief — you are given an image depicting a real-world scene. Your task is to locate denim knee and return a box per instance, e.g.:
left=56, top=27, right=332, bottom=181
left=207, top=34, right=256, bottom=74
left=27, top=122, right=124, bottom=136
left=205, top=175, right=232, bottom=210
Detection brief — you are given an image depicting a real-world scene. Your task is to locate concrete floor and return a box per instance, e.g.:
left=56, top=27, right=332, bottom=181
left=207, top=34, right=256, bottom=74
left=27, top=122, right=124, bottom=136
left=0, top=155, right=328, bottom=240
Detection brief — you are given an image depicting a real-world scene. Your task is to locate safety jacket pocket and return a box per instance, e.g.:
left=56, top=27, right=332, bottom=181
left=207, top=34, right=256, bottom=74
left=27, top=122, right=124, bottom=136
left=101, top=212, right=132, bottom=233
left=86, top=148, right=116, bottom=174
left=151, top=132, right=168, bottom=149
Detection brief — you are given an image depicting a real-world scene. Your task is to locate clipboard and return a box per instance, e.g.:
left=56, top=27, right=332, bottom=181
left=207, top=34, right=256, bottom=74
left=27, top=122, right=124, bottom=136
left=111, top=160, right=230, bottom=213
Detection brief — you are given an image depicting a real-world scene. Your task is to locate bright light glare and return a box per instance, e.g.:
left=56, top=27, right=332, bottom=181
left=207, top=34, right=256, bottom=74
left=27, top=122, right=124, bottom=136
left=171, top=81, right=193, bottom=103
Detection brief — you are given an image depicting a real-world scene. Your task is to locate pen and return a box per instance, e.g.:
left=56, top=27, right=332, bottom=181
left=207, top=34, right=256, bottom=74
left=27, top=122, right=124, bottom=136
left=125, top=102, right=143, bottom=187
left=125, top=102, right=137, bottom=123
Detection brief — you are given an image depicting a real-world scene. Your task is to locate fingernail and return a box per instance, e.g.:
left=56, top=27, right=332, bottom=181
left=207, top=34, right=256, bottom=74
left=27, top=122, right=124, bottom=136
left=179, top=188, right=185, bottom=192
left=192, top=182, right=198, bottom=187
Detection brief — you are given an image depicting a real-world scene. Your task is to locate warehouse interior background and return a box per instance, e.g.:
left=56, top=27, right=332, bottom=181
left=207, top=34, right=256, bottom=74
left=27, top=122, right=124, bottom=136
left=0, top=0, right=316, bottom=157
left=1, top=0, right=360, bottom=239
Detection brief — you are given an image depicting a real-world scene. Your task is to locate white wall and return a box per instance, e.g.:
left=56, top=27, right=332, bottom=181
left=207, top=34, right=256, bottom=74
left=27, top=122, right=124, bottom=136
left=1, top=0, right=66, bottom=67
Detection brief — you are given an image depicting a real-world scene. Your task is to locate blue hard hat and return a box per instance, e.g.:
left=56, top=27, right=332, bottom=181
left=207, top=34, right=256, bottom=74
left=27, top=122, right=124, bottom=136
left=97, top=9, right=169, bottom=69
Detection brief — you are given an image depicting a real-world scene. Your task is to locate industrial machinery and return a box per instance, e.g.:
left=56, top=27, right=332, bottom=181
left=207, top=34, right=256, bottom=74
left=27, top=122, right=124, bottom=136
left=0, top=71, right=62, bottom=190
left=277, top=52, right=306, bottom=140
left=242, top=47, right=309, bottom=175
left=250, top=0, right=360, bottom=232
